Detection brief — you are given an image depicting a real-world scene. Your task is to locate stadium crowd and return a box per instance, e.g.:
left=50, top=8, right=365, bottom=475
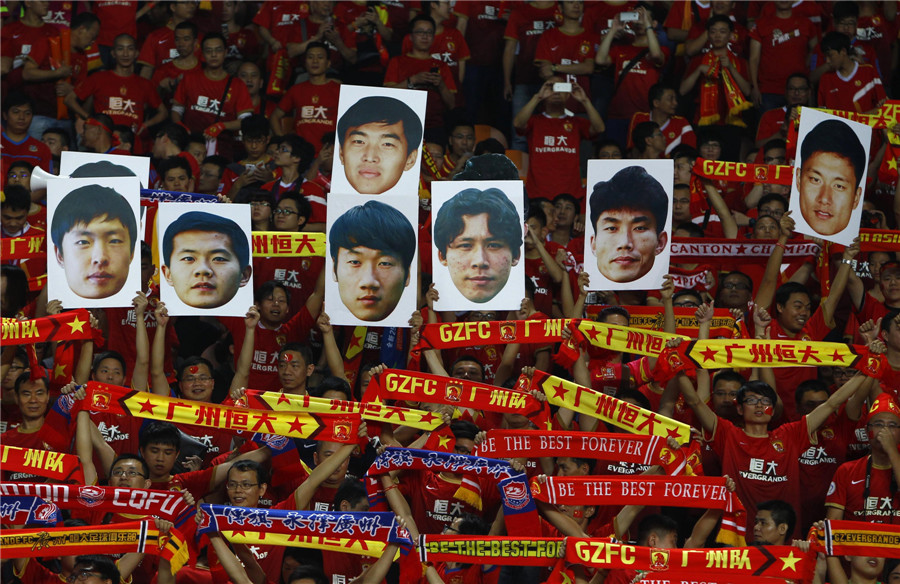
left=1, top=1, right=900, bottom=584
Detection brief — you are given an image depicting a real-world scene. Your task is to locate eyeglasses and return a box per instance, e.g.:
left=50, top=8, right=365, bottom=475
left=67, top=571, right=102, bottom=583
left=759, top=207, right=785, bottom=217
left=111, top=468, right=146, bottom=478
left=182, top=375, right=213, bottom=383
left=249, top=201, right=270, bottom=207
left=467, top=312, right=496, bottom=321
left=273, top=208, right=298, bottom=216
left=868, top=421, right=900, bottom=430
left=412, top=29, right=434, bottom=36
left=721, top=282, right=750, bottom=290
left=742, top=397, right=773, bottom=406
left=226, top=481, right=259, bottom=491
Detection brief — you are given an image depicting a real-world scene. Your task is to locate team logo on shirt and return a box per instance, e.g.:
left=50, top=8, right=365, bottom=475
left=499, top=322, right=516, bottom=341
left=821, top=428, right=834, bottom=440
left=668, top=131, right=675, bottom=139
left=302, top=259, right=311, bottom=270
left=485, top=347, right=498, bottom=361
left=770, top=439, right=784, bottom=452
left=276, top=334, right=287, bottom=346
left=29, top=145, right=37, bottom=152
left=579, top=41, right=591, bottom=56
left=563, top=121, right=573, bottom=133
left=447, top=41, right=456, bottom=51
left=855, top=80, right=862, bottom=87
left=77, top=486, right=105, bottom=507
left=445, top=382, right=463, bottom=402
left=312, top=94, right=320, bottom=104
left=649, top=549, right=670, bottom=570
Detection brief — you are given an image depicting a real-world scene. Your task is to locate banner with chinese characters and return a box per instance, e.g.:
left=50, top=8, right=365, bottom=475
left=82, top=383, right=360, bottom=443
left=233, top=390, right=444, bottom=431
left=692, top=158, right=793, bottom=185
left=413, top=318, right=574, bottom=353
left=817, top=101, right=900, bottom=145
left=1, top=310, right=93, bottom=346
left=252, top=231, right=326, bottom=257
left=531, top=370, right=690, bottom=442
left=0, top=233, right=46, bottom=261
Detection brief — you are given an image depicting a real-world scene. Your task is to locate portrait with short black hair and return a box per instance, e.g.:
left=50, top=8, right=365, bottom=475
left=584, top=159, right=673, bottom=290
left=47, top=177, right=142, bottom=307
left=60, top=150, right=150, bottom=188
left=789, top=108, right=871, bottom=246
left=331, top=85, right=427, bottom=196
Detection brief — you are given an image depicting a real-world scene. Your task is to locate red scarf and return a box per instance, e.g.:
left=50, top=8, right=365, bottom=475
left=698, top=51, right=751, bottom=127
left=413, top=319, right=574, bottom=354
left=0, top=446, right=85, bottom=484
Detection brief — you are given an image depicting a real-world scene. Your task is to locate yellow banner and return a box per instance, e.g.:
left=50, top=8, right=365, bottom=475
left=243, top=391, right=444, bottom=431
left=578, top=320, right=687, bottom=357
left=252, top=231, right=325, bottom=257
left=531, top=371, right=691, bottom=442
left=223, top=531, right=394, bottom=558
left=816, top=101, right=900, bottom=145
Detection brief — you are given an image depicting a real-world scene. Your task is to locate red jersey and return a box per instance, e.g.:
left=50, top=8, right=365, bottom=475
left=137, top=25, right=177, bottom=69
left=400, top=470, right=501, bottom=535
left=534, top=26, right=598, bottom=111
left=225, top=27, right=262, bottom=66
left=454, top=1, right=505, bottom=68
left=663, top=1, right=713, bottom=35
left=221, top=306, right=316, bottom=391
left=322, top=552, right=377, bottom=584
left=817, top=62, right=886, bottom=114
left=402, top=27, right=470, bottom=85
left=93, top=1, right=139, bottom=47
left=627, top=113, right=696, bottom=155
left=606, top=44, right=670, bottom=120
left=522, top=113, right=593, bottom=201
left=89, top=411, right=142, bottom=462
left=687, top=18, right=751, bottom=58
left=251, top=1, right=310, bottom=46
left=826, top=455, right=900, bottom=524
left=384, top=55, right=457, bottom=129
left=685, top=51, right=749, bottom=125
left=1, top=20, right=59, bottom=117
left=1, top=421, right=73, bottom=482
left=524, top=256, right=555, bottom=316
left=104, top=291, right=179, bottom=386
left=276, top=80, right=341, bottom=153
left=150, top=465, right=217, bottom=497
left=13, top=558, right=66, bottom=584
left=749, top=13, right=817, bottom=95
left=172, top=69, right=254, bottom=133
left=251, top=256, right=325, bottom=319
left=583, top=2, right=638, bottom=38
left=707, top=416, right=812, bottom=536
left=768, top=307, right=833, bottom=421
left=756, top=105, right=789, bottom=144
left=300, top=179, right=328, bottom=224
left=1, top=133, right=54, bottom=182
left=75, top=70, right=162, bottom=132
left=504, top=3, right=560, bottom=86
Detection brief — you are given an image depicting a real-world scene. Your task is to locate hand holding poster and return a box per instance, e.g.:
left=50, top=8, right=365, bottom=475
left=431, top=180, right=525, bottom=311
left=584, top=160, right=672, bottom=290
left=790, top=108, right=871, bottom=246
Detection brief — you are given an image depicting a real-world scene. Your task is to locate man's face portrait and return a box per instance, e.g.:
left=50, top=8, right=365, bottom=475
left=591, top=208, right=667, bottom=283
left=161, top=230, right=252, bottom=308
left=439, top=212, right=518, bottom=303
left=334, top=245, right=410, bottom=321
left=796, top=151, right=862, bottom=236
left=338, top=120, right=418, bottom=194
left=55, top=215, right=133, bottom=299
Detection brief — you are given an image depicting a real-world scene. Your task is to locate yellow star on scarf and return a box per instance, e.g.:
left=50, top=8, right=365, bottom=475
left=888, top=157, right=898, bottom=171
left=779, top=551, right=802, bottom=571
left=53, top=363, right=67, bottom=379
left=68, top=315, right=87, bottom=334
left=437, top=435, right=451, bottom=449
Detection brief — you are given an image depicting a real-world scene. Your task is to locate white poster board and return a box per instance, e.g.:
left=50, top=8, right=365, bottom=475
left=60, top=151, right=151, bottom=188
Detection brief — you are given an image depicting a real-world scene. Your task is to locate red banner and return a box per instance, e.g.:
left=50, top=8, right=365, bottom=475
left=692, top=158, right=793, bottom=185
left=1, top=310, right=93, bottom=346
left=670, top=237, right=820, bottom=264
left=0, top=234, right=46, bottom=261
left=477, top=430, right=667, bottom=466
left=0, top=445, right=85, bottom=484
left=413, top=319, right=574, bottom=354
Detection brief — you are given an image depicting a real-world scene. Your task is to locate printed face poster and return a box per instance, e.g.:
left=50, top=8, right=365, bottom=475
left=60, top=151, right=151, bottom=189
left=156, top=202, right=253, bottom=316
left=789, top=107, right=871, bottom=246
left=325, top=192, right=418, bottom=327
left=47, top=177, right=142, bottom=308
left=431, top=180, right=525, bottom=312
left=584, top=159, right=673, bottom=291
left=331, top=85, right=427, bottom=196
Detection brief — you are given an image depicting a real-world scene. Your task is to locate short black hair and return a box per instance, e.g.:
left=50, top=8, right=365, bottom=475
left=14, top=372, right=48, bottom=394
left=158, top=155, right=193, bottom=180
left=305, top=40, right=331, bottom=58
left=670, top=144, right=698, bottom=161
left=820, top=31, right=852, bottom=55
left=255, top=280, right=291, bottom=305
left=333, top=477, right=367, bottom=509
left=474, top=138, right=505, bottom=155
left=2, top=92, right=33, bottom=114
left=450, top=419, right=480, bottom=441
left=1, top=185, right=31, bottom=211
left=718, top=270, right=753, bottom=293
left=72, top=11, right=100, bottom=30
left=632, top=121, right=659, bottom=153
left=433, top=187, right=522, bottom=259
left=589, top=166, right=668, bottom=236
left=110, top=453, right=149, bottom=478
left=240, top=114, right=270, bottom=139
left=174, top=20, right=199, bottom=38
left=832, top=1, right=859, bottom=22
left=736, top=380, right=778, bottom=407
left=176, top=356, right=214, bottom=384
left=705, top=14, right=734, bottom=31
left=74, top=555, right=119, bottom=583
left=313, top=376, right=352, bottom=400
left=774, top=282, right=810, bottom=313
left=155, top=122, right=190, bottom=151
left=712, top=369, right=745, bottom=387
left=279, top=135, right=315, bottom=174
left=648, top=83, right=675, bottom=107
left=92, top=351, right=127, bottom=377
left=595, top=305, right=630, bottom=324
left=408, top=14, right=437, bottom=34
left=636, top=514, right=678, bottom=546
left=616, top=388, right=652, bottom=411
left=201, top=155, right=229, bottom=176
left=456, top=513, right=490, bottom=535
left=757, top=192, right=788, bottom=213
left=139, top=421, right=181, bottom=450
left=228, top=459, right=269, bottom=486
left=162, top=211, right=250, bottom=269
left=553, top=192, right=579, bottom=209
left=527, top=203, right=547, bottom=229
left=50, top=185, right=138, bottom=258
left=329, top=200, right=417, bottom=278
left=756, top=500, right=796, bottom=539
left=799, top=119, right=866, bottom=189
left=42, top=127, right=70, bottom=147
left=202, top=31, right=228, bottom=49
left=795, top=378, right=829, bottom=407
left=763, top=138, right=787, bottom=154
left=278, top=191, right=312, bottom=222
left=287, top=566, right=327, bottom=584
left=337, top=96, right=423, bottom=157
left=675, top=221, right=704, bottom=237
left=450, top=355, right=485, bottom=378
left=279, top=342, right=313, bottom=367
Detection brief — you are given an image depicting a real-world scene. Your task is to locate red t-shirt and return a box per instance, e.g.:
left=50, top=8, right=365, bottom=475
left=251, top=1, right=310, bottom=46
left=627, top=112, right=696, bottom=155
left=75, top=70, right=162, bottom=131
left=226, top=27, right=262, bottom=66
left=137, top=25, right=177, bottom=69
left=1, top=133, right=54, bottom=183
left=384, top=55, right=457, bottom=129
left=685, top=51, right=749, bottom=125
left=755, top=105, right=789, bottom=144
left=707, top=416, right=812, bottom=536
left=826, top=455, right=900, bottom=524
left=172, top=69, right=253, bottom=133
left=606, top=44, right=670, bottom=120
left=221, top=306, right=316, bottom=391
left=1, top=20, right=60, bottom=117
left=0, top=422, right=72, bottom=482
left=454, top=1, right=505, bottom=67
left=749, top=14, right=817, bottom=95
left=276, top=80, right=341, bottom=154
left=104, top=295, right=180, bottom=386
left=402, top=27, right=470, bottom=85
left=400, top=470, right=500, bottom=535
left=93, top=1, right=138, bottom=46
left=817, top=62, right=886, bottom=113
left=522, top=113, right=592, bottom=201
left=534, top=26, right=598, bottom=110
left=300, top=179, right=328, bottom=224
left=504, top=3, right=560, bottom=86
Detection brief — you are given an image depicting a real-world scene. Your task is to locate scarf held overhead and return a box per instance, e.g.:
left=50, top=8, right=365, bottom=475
left=0, top=446, right=85, bottom=485
left=810, top=519, right=900, bottom=559
left=692, top=158, right=793, bottom=185
left=412, top=319, right=575, bottom=353
left=477, top=430, right=666, bottom=466
left=82, top=382, right=361, bottom=443
left=252, top=231, right=326, bottom=257
left=1, top=309, right=94, bottom=346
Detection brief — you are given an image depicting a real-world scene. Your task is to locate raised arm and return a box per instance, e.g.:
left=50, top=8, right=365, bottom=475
left=293, top=423, right=367, bottom=509
left=229, top=306, right=260, bottom=393
left=131, top=292, right=150, bottom=391
left=677, top=370, right=717, bottom=435
left=149, top=302, right=172, bottom=395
